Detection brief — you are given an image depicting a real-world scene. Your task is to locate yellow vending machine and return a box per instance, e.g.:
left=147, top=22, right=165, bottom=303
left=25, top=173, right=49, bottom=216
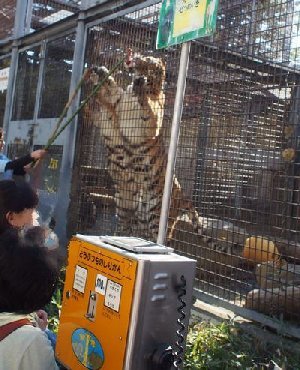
left=56, top=235, right=196, bottom=370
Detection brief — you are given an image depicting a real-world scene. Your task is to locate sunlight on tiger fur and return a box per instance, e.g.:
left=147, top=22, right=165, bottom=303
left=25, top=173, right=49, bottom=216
left=85, top=55, right=246, bottom=261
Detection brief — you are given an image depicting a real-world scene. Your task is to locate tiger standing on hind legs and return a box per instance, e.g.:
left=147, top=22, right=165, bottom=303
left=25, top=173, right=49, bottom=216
left=85, top=51, right=245, bottom=263
left=85, top=52, right=168, bottom=238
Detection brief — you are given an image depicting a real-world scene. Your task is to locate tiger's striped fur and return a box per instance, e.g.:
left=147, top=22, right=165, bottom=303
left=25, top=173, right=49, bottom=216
left=85, top=56, right=243, bottom=255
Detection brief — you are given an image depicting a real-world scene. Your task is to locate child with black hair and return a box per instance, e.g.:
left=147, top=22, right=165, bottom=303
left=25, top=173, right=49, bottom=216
left=0, top=179, right=39, bottom=234
left=0, top=180, right=60, bottom=351
left=0, top=227, right=60, bottom=369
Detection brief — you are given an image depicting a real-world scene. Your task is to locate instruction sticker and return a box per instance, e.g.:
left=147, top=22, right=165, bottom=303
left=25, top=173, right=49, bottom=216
left=104, top=280, right=122, bottom=312
left=95, top=274, right=108, bottom=295
left=73, top=265, right=88, bottom=293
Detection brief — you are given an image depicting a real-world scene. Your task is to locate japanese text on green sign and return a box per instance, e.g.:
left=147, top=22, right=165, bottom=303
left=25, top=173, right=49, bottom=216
left=157, top=0, right=219, bottom=49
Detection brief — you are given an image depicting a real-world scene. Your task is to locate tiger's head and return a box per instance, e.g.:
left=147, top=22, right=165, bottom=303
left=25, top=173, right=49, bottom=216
left=132, top=56, right=166, bottom=99
left=119, top=56, right=166, bottom=144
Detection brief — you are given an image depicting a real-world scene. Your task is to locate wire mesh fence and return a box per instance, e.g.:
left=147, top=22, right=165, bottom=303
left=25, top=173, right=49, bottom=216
left=12, top=34, right=75, bottom=121
left=68, top=0, right=300, bottom=322
left=173, top=40, right=300, bottom=317
left=12, top=47, right=41, bottom=120
left=39, top=34, right=75, bottom=118
left=69, top=3, right=176, bottom=238
left=171, top=0, right=300, bottom=320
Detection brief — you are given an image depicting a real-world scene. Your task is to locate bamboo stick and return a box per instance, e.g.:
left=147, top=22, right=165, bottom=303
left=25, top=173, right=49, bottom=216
left=46, top=67, right=92, bottom=148
left=32, top=57, right=125, bottom=168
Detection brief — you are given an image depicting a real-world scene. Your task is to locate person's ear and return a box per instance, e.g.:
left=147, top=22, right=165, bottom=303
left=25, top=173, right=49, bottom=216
left=6, top=211, right=17, bottom=226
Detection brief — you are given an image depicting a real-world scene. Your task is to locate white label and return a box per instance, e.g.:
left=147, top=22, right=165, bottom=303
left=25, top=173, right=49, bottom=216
left=95, top=274, right=107, bottom=295
left=73, top=265, right=88, bottom=293
left=104, top=280, right=122, bottom=312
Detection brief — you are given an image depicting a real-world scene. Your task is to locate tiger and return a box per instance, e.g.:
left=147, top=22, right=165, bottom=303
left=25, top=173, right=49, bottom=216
left=84, top=55, right=245, bottom=257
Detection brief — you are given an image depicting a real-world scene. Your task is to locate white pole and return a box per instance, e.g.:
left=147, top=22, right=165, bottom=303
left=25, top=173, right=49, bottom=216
left=157, top=41, right=191, bottom=245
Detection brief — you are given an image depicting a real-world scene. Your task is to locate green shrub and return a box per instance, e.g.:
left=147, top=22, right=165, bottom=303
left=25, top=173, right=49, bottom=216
left=46, top=267, right=65, bottom=333
left=184, top=321, right=255, bottom=369
left=184, top=320, right=300, bottom=370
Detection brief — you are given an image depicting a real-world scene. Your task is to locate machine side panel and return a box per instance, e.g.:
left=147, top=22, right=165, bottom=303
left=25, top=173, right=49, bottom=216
left=130, top=259, right=196, bottom=370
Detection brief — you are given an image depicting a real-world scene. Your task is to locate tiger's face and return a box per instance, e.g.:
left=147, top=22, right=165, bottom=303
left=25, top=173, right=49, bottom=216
left=132, top=56, right=165, bottom=98
left=117, top=56, right=166, bottom=145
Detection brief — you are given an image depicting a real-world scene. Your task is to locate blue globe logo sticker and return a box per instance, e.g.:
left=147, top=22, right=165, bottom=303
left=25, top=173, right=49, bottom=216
left=71, top=328, right=104, bottom=369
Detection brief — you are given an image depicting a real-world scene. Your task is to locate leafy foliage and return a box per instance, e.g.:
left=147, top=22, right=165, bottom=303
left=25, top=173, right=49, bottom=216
left=46, top=267, right=65, bottom=333
left=184, top=320, right=300, bottom=370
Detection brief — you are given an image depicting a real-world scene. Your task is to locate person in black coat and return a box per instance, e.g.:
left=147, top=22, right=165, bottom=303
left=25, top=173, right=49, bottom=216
left=5, top=149, right=46, bottom=176
left=0, top=128, right=46, bottom=177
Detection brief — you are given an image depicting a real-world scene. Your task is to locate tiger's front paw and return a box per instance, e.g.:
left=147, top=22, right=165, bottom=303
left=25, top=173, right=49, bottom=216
left=90, top=66, right=114, bottom=86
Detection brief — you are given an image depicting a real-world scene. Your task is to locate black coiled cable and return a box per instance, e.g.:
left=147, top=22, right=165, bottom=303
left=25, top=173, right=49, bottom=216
left=173, top=275, right=187, bottom=369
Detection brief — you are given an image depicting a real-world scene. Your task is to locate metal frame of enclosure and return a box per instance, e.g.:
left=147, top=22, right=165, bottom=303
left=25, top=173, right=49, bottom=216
left=1, top=0, right=300, bottom=336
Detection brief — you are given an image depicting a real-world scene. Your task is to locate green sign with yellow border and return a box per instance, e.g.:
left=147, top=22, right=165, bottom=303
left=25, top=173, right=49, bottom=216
left=156, top=0, right=219, bottom=49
